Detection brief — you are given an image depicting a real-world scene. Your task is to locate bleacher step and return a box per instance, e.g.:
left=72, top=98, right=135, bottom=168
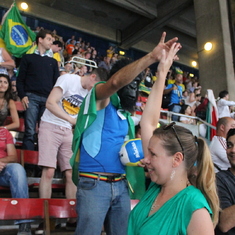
left=0, top=223, right=74, bottom=234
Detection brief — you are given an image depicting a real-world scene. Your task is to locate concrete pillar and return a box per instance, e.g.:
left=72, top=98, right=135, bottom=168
left=194, top=0, right=235, bottom=99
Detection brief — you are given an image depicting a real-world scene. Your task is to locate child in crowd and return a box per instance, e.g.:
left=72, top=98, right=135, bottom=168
left=179, top=104, right=196, bottom=125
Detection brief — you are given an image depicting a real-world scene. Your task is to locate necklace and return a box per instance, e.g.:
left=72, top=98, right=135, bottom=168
left=150, top=197, right=160, bottom=211
left=0, top=99, right=5, bottom=111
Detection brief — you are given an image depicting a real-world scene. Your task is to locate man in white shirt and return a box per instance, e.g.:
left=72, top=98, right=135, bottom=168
left=217, top=90, right=235, bottom=118
left=36, top=68, right=108, bottom=233
left=210, top=117, right=235, bottom=172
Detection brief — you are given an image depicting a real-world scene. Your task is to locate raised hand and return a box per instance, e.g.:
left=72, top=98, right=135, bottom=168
left=157, top=42, right=182, bottom=74
left=150, top=32, right=179, bottom=62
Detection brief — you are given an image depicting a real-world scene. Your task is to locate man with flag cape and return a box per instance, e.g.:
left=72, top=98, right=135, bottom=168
left=0, top=2, right=36, bottom=58
left=70, top=32, right=179, bottom=235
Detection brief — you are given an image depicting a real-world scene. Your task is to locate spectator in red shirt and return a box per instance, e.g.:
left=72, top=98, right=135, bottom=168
left=66, top=39, right=75, bottom=55
left=0, top=128, right=31, bottom=234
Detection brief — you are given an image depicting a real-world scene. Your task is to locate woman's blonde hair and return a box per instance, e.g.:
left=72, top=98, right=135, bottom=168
left=153, top=124, right=219, bottom=227
left=196, top=138, right=219, bottom=227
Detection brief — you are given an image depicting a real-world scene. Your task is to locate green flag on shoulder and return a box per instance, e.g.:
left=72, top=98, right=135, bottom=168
left=70, top=82, right=146, bottom=200
left=0, top=3, right=36, bottom=58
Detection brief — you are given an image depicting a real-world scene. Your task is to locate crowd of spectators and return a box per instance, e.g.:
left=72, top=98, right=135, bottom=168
left=0, top=27, right=137, bottom=234
left=2, top=24, right=235, bottom=235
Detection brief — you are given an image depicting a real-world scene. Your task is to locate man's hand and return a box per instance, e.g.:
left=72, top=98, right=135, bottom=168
left=150, top=32, right=179, bottom=62
left=21, top=96, right=29, bottom=110
left=0, top=162, right=7, bottom=172
left=69, top=117, right=77, bottom=126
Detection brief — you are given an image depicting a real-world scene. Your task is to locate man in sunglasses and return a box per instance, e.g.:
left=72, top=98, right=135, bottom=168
left=215, top=128, right=235, bottom=234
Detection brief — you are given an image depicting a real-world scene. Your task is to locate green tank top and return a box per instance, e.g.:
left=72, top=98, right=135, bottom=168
left=128, top=183, right=212, bottom=235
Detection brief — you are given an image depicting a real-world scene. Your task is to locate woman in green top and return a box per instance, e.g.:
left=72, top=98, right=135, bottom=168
left=128, top=34, right=219, bottom=234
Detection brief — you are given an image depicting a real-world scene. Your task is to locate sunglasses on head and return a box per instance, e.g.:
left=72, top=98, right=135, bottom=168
left=163, top=122, right=184, bottom=159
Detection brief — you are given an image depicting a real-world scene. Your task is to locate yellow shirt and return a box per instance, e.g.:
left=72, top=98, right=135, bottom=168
left=106, top=49, right=113, bottom=58
left=53, top=52, right=61, bottom=62
left=168, top=79, right=185, bottom=91
left=152, top=75, right=157, bottom=82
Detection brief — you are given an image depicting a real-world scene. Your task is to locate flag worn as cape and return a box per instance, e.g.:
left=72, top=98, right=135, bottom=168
left=0, top=26, right=7, bottom=50
left=206, top=89, right=218, bottom=141
left=0, top=3, right=36, bottom=58
left=70, top=82, right=146, bottom=200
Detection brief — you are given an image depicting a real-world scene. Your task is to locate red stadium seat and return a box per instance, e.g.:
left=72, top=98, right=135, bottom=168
left=14, top=101, right=25, bottom=112
left=0, top=198, right=77, bottom=234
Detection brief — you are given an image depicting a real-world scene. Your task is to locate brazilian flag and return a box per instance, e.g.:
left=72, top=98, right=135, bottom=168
left=0, top=26, right=7, bottom=50
left=0, top=3, right=36, bottom=58
left=139, top=81, right=151, bottom=95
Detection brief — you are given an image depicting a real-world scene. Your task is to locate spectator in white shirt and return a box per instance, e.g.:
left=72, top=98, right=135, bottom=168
left=210, top=117, right=235, bottom=172
left=217, top=90, right=235, bottom=118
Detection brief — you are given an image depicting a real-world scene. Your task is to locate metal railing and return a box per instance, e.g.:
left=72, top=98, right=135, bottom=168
left=158, top=109, right=215, bottom=139
left=69, top=56, right=98, bottom=68
left=160, top=109, right=216, bottom=130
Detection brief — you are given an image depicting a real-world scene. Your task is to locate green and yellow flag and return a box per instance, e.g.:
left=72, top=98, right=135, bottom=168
left=0, top=3, right=36, bottom=58
left=0, top=26, right=7, bottom=50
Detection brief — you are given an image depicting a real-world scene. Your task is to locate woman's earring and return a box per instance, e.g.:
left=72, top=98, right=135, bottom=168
left=170, top=169, right=175, bottom=180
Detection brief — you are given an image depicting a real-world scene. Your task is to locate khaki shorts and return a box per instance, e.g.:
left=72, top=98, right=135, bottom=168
left=38, top=121, right=73, bottom=172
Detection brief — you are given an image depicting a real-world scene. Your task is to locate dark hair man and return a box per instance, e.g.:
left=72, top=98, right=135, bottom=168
left=50, top=40, right=63, bottom=67
left=17, top=29, right=59, bottom=150
left=216, top=128, right=235, bottom=234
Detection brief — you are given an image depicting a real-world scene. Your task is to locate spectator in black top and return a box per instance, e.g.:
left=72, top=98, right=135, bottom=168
left=17, top=29, right=59, bottom=150
left=215, top=128, right=235, bottom=234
